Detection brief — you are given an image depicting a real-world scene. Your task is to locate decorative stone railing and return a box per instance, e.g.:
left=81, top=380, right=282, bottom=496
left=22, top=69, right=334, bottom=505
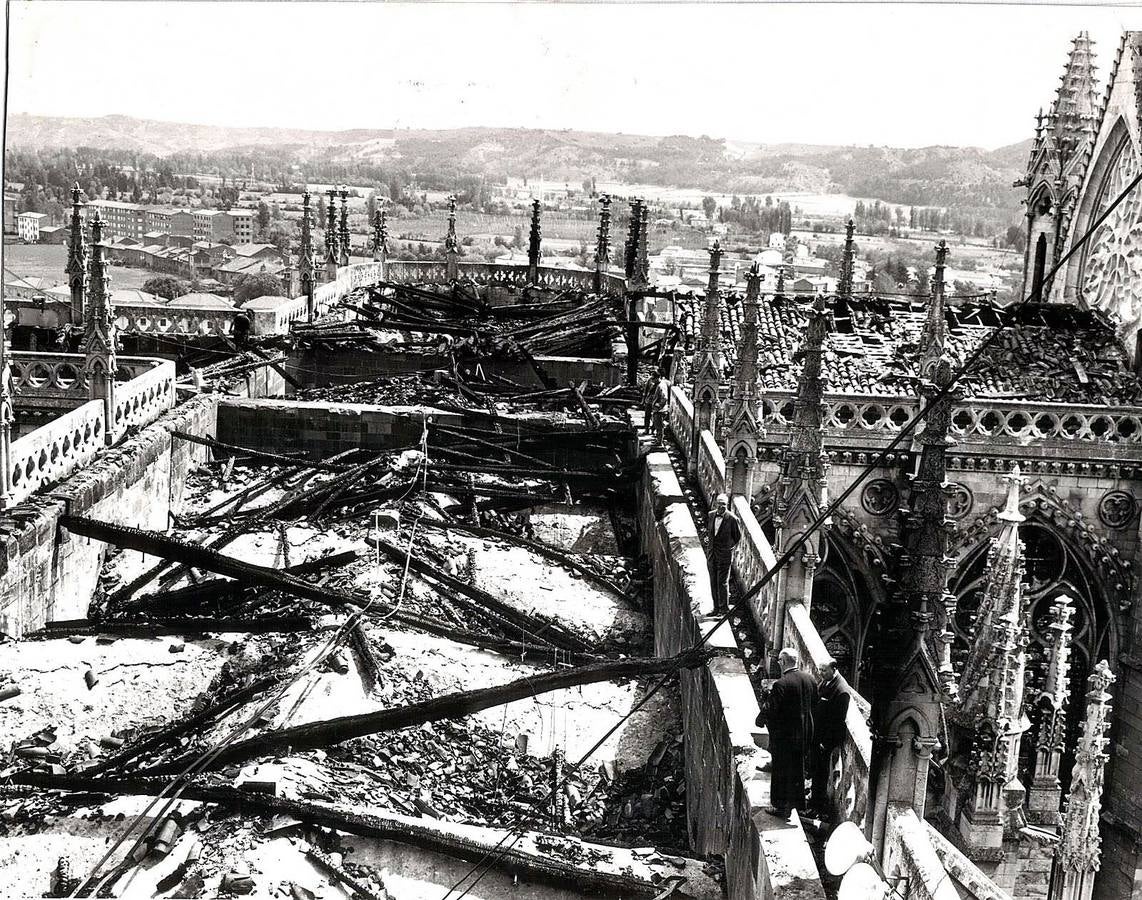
left=313, top=262, right=386, bottom=317
left=3, top=356, right=175, bottom=507
left=668, top=385, right=695, bottom=465
left=110, top=358, right=176, bottom=442
left=10, top=353, right=175, bottom=411
left=113, top=304, right=235, bottom=338
left=759, top=389, right=1142, bottom=447
left=7, top=399, right=107, bottom=505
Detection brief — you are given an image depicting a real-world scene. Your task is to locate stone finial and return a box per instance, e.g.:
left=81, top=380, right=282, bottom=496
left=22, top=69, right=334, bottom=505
left=776, top=265, right=787, bottom=297
left=837, top=218, right=856, bottom=297
left=1058, top=660, right=1115, bottom=886
left=299, top=191, right=317, bottom=318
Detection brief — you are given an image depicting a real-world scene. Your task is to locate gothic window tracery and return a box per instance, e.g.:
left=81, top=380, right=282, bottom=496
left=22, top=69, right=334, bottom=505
left=810, top=534, right=878, bottom=688
left=1080, top=129, right=1142, bottom=325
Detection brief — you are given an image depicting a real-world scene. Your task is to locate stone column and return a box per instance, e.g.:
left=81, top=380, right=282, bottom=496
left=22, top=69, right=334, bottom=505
left=593, top=194, right=611, bottom=293
left=444, top=195, right=459, bottom=282
left=527, top=199, right=542, bottom=284
left=1053, top=660, right=1115, bottom=900
left=83, top=213, right=117, bottom=445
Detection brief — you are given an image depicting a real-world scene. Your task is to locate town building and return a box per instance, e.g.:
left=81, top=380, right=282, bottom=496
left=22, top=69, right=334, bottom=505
left=16, top=211, right=47, bottom=243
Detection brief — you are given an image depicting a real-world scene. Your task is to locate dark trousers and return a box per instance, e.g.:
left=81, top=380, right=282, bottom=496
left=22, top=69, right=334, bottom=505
left=710, top=548, right=732, bottom=612
left=810, top=743, right=836, bottom=811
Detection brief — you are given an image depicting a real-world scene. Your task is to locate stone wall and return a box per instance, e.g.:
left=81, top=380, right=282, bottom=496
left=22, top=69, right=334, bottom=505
left=217, top=399, right=465, bottom=459
left=0, top=394, right=217, bottom=638
left=638, top=451, right=824, bottom=900
left=286, top=348, right=624, bottom=391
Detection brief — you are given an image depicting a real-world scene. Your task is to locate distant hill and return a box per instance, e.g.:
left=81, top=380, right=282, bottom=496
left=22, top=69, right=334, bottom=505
left=6, top=114, right=1033, bottom=224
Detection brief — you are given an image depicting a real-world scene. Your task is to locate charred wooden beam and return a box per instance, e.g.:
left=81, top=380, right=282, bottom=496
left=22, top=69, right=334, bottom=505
left=83, top=674, right=282, bottom=776
left=169, top=431, right=356, bottom=472
left=140, top=648, right=715, bottom=774
left=367, top=534, right=590, bottom=653
left=7, top=778, right=670, bottom=897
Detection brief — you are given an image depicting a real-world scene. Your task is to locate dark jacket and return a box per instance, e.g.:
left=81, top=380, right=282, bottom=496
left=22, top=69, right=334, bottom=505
left=765, top=667, right=816, bottom=744
left=708, top=509, right=742, bottom=552
left=814, top=673, right=853, bottom=749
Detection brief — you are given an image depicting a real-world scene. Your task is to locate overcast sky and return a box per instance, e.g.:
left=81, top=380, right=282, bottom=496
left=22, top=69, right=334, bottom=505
left=4, top=2, right=1139, bottom=149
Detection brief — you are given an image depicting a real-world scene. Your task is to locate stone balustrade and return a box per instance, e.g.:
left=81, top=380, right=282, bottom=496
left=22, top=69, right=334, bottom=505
left=3, top=357, right=176, bottom=507
left=110, top=358, right=176, bottom=442
left=10, top=353, right=176, bottom=412
left=760, top=388, right=1142, bottom=447
left=7, top=399, right=107, bottom=505
left=113, top=304, right=234, bottom=338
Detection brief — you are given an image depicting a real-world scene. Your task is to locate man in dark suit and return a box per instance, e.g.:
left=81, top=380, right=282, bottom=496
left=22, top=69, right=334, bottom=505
left=761, top=647, right=816, bottom=818
left=707, top=493, right=741, bottom=613
left=808, top=657, right=853, bottom=817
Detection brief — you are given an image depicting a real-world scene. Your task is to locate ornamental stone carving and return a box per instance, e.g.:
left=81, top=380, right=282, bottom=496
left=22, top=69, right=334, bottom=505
left=1098, top=489, right=1137, bottom=528
left=860, top=478, right=899, bottom=516
left=948, top=483, right=974, bottom=519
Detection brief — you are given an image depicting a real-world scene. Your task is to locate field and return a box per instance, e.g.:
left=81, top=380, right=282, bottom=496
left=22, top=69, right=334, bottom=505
left=6, top=243, right=156, bottom=291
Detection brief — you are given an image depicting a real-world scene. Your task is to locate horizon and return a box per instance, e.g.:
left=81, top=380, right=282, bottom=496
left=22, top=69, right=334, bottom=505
left=5, top=2, right=1138, bottom=151
left=4, top=111, right=1036, bottom=155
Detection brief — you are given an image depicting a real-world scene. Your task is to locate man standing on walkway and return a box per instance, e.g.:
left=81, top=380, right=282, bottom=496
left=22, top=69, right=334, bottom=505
left=708, top=492, right=741, bottom=614
left=808, top=657, right=853, bottom=818
left=763, top=647, right=816, bottom=818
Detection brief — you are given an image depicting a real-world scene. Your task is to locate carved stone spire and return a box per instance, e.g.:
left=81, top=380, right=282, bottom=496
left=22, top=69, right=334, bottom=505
left=1019, top=34, right=1099, bottom=304
left=634, top=203, right=650, bottom=287
left=338, top=188, right=351, bottom=267
left=66, top=182, right=87, bottom=330
left=1057, top=660, right=1115, bottom=900
left=372, top=205, right=388, bottom=263
left=1028, top=594, right=1075, bottom=826
left=624, top=199, right=642, bottom=280
left=689, top=242, right=725, bottom=446
left=920, top=240, right=948, bottom=379
left=594, top=194, right=611, bottom=292
left=775, top=265, right=787, bottom=298
left=837, top=218, right=856, bottom=297
left=299, top=191, right=317, bottom=320
left=766, top=295, right=831, bottom=657
left=445, top=194, right=459, bottom=281
left=83, top=212, right=117, bottom=445
left=527, top=199, right=542, bottom=283
left=324, top=188, right=339, bottom=279
left=722, top=263, right=763, bottom=498
left=954, top=467, right=1031, bottom=847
